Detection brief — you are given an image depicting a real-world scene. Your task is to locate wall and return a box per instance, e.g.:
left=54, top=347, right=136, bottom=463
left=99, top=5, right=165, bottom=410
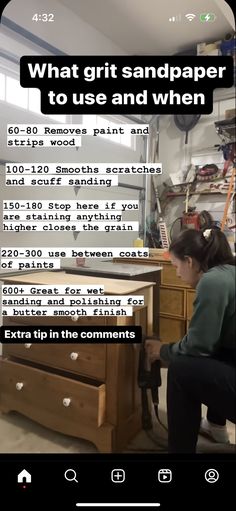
left=0, top=0, right=146, bottom=259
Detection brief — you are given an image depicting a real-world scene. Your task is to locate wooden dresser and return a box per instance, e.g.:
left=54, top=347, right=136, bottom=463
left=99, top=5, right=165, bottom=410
left=62, top=262, right=162, bottom=337
left=0, top=271, right=154, bottom=453
left=114, top=251, right=196, bottom=343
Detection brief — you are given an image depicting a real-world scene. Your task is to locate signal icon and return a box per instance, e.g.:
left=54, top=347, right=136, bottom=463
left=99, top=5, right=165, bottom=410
left=185, top=13, right=196, bottom=21
left=168, top=14, right=181, bottom=22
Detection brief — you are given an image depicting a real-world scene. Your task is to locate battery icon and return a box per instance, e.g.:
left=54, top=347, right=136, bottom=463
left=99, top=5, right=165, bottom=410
left=200, top=13, right=216, bottom=22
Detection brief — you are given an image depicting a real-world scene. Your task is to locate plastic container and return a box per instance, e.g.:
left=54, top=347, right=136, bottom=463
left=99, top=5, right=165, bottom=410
left=133, top=237, right=144, bottom=247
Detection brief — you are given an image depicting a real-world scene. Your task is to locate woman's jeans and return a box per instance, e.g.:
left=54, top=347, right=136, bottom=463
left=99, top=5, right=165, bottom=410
left=167, top=355, right=236, bottom=453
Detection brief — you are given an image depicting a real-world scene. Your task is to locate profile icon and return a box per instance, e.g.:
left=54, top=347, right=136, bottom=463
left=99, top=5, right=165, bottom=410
left=204, top=469, right=219, bottom=483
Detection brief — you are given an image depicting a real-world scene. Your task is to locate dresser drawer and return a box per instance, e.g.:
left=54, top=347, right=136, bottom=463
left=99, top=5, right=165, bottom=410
left=161, top=263, right=187, bottom=288
left=3, top=344, right=106, bottom=381
left=0, top=359, right=106, bottom=430
left=186, top=290, right=196, bottom=320
left=160, top=287, right=185, bottom=318
left=159, top=315, right=186, bottom=343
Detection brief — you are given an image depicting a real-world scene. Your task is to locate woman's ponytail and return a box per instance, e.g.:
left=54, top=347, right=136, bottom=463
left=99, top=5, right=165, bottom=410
left=201, top=227, right=235, bottom=269
left=169, top=227, right=235, bottom=271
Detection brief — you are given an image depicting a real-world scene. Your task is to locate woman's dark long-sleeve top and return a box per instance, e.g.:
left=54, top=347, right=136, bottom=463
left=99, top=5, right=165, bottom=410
left=160, top=264, right=236, bottom=364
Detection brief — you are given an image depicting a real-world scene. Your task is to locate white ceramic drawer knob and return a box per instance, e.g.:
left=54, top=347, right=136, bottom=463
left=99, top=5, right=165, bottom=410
left=16, top=382, right=24, bottom=391
left=24, top=343, right=32, bottom=349
left=71, top=315, right=79, bottom=322
left=70, top=352, right=79, bottom=361
left=63, top=398, right=71, bottom=407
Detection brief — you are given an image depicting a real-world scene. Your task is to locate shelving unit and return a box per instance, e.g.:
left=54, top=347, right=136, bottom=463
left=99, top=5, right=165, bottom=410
left=214, top=118, right=236, bottom=232
left=164, top=123, right=234, bottom=200
left=166, top=190, right=226, bottom=197
left=215, top=120, right=236, bottom=143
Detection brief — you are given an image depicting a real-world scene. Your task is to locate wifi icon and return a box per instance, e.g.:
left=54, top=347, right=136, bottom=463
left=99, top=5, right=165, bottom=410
left=185, top=13, right=196, bottom=21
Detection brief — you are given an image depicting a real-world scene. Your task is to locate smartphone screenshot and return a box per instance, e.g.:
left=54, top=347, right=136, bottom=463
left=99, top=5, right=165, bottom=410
left=0, top=0, right=235, bottom=509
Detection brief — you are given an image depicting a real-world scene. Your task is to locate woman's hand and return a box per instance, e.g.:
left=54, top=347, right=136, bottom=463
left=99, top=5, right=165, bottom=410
left=145, top=338, right=162, bottom=363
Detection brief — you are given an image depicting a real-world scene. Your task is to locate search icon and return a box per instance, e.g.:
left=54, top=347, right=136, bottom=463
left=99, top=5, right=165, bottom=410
left=64, top=469, right=78, bottom=483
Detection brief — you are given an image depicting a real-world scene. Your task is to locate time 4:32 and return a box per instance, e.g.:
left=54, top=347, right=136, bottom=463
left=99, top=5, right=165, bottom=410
left=32, top=13, right=54, bottom=22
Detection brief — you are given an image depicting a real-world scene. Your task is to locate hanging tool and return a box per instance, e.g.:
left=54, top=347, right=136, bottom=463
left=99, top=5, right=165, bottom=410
left=181, top=184, right=201, bottom=230
left=184, top=183, right=190, bottom=213
left=174, top=114, right=201, bottom=145
left=221, top=165, right=236, bottom=231
left=152, top=175, right=169, bottom=249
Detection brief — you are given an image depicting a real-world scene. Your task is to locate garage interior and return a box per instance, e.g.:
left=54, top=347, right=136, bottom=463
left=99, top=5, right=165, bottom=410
left=0, top=0, right=235, bottom=453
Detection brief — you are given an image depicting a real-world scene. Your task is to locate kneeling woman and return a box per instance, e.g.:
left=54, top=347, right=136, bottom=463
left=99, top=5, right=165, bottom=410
left=146, top=227, right=236, bottom=453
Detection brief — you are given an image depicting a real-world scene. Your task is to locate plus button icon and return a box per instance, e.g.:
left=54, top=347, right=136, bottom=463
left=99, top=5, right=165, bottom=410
left=111, top=469, right=125, bottom=483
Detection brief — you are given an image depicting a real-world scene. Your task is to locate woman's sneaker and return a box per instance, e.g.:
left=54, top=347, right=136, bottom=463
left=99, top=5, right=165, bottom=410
left=200, top=418, right=230, bottom=444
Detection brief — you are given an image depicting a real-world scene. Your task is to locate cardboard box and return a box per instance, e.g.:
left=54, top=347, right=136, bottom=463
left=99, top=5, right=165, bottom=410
left=197, top=41, right=221, bottom=55
left=225, top=109, right=236, bottom=120
left=149, top=248, right=170, bottom=260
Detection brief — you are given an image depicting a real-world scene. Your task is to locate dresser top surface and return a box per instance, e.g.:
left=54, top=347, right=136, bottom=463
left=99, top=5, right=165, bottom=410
left=63, top=262, right=162, bottom=276
left=2, top=271, right=155, bottom=294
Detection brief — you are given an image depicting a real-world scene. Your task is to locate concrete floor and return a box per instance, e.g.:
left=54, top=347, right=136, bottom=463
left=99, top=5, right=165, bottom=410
left=0, top=369, right=235, bottom=453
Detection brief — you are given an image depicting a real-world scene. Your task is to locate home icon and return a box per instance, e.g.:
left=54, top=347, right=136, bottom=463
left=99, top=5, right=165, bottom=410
left=17, top=469, right=31, bottom=483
